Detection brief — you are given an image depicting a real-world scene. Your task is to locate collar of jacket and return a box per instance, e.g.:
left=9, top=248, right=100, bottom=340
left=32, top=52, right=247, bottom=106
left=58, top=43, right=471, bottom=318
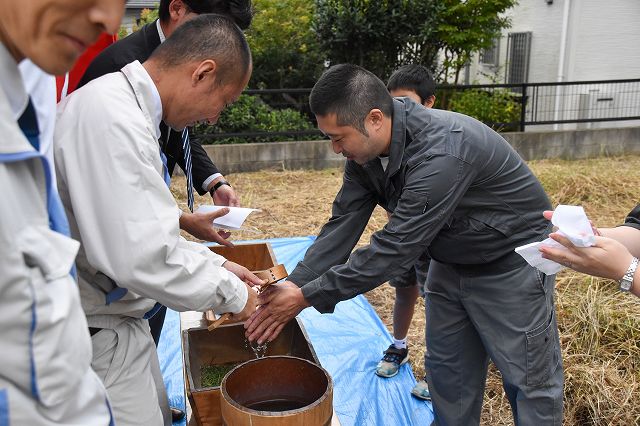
left=0, top=43, right=28, bottom=120
left=0, top=43, right=33, bottom=155
left=120, top=60, right=163, bottom=141
left=142, top=21, right=162, bottom=57
left=386, top=98, right=409, bottom=179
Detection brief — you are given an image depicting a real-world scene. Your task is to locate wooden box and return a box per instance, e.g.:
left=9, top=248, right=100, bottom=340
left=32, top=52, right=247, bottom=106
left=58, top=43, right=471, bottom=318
left=184, top=242, right=320, bottom=426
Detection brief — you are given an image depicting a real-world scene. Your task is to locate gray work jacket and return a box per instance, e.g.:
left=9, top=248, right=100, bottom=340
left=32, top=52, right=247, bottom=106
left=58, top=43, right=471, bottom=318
left=289, top=98, right=552, bottom=313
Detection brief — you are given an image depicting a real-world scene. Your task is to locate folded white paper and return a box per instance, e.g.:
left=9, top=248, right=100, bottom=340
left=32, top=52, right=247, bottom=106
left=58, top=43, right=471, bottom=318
left=515, top=205, right=596, bottom=274
left=195, top=205, right=260, bottom=230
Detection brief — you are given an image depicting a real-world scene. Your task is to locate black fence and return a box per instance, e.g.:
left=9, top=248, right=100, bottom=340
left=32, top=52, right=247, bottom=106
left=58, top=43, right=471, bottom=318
left=200, top=78, right=640, bottom=142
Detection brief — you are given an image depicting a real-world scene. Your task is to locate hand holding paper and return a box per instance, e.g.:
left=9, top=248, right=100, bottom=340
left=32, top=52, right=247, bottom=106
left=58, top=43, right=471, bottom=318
left=195, top=205, right=260, bottom=230
left=515, top=205, right=596, bottom=274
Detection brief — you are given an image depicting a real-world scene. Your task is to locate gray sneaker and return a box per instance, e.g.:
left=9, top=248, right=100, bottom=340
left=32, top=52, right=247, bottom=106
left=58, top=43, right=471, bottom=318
left=411, top=378, right=431, bottom=401
left=375, top=344, right=409, bottom=378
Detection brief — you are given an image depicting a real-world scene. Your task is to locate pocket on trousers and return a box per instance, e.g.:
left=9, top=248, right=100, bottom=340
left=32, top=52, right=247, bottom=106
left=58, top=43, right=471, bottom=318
left=525, top=312, right=559, bottom=387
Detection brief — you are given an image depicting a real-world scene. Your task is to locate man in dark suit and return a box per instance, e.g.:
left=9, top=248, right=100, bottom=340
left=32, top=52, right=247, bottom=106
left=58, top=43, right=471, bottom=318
left=78, top=0, right=252, bottom=247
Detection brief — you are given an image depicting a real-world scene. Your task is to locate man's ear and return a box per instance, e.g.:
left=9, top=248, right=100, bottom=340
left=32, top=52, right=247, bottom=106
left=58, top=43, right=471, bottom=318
left=192, top=59, right=217, bottom=86
left=367, top=109, right=385, bottom=131
left=168, top=0, right=188, bottom=22
left=424, top=95, right=436, bottom=109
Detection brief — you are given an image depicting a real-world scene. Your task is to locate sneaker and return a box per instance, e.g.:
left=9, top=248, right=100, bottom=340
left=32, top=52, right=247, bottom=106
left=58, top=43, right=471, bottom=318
left=375, top=344, right=409, bottom=378
left=411, top=378, right=431, bottom=401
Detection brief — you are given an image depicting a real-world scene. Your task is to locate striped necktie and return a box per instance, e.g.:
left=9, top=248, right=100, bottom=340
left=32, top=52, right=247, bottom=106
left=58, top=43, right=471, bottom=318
left=181, top=128, right=194, bottom=212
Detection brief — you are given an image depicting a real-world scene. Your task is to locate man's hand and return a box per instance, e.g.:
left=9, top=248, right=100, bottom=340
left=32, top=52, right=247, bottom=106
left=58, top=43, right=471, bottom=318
left=223, top=261, right=266, bottom=287
left=179, top=208, right=234, bottom=246
left=244, top=281, right=310, bottom=344
left=209, top=176, right=240, bottom=207
left=228, top=283, right=259, bottom=323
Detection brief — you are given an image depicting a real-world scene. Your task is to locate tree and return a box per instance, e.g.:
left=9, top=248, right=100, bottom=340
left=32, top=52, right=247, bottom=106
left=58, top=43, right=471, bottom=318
left=313, top=0, right=440, bottom=79
left=313, top=0, right=516, bottom=83
left=435, top=0, right=516, bottom=84
left=247, top=0, right=324, bottom=89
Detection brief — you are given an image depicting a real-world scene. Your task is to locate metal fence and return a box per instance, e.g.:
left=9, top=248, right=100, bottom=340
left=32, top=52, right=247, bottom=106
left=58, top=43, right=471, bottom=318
left=201, top=78, right=640, bottom=141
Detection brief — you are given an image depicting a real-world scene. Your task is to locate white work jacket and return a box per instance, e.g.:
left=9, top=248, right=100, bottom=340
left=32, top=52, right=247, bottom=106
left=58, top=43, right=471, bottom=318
left=54, top=61, right=247, bottom=329
left=0, top=43, right=111, bottom=425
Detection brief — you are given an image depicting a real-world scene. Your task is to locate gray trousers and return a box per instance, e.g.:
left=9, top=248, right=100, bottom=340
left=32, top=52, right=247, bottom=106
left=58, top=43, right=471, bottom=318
left=425, top=254, right=563, bottom=426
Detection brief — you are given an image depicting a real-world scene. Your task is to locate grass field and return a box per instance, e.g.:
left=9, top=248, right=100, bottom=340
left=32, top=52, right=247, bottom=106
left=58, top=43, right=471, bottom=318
left=171, top=155, right=640, bottom=425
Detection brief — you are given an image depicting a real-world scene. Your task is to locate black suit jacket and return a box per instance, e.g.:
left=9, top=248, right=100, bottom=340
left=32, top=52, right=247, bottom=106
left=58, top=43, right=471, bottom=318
left=78, top=21, right=219, bottom=195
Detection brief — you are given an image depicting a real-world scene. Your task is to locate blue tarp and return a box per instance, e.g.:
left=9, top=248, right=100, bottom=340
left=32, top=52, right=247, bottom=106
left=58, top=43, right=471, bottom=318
left=158, top=237, right=434, bottom=426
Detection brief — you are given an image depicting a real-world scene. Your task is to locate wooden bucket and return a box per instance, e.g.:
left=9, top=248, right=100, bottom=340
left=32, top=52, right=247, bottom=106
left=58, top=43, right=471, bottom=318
left=220, top=356, right=333, bottom=426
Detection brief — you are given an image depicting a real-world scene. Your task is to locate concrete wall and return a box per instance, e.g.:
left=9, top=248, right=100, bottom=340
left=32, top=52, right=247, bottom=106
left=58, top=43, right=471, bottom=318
left=505, top=126, right=640, bottom=162
left=202, top=140, right=345, bottom=173
left=199, top=127, right=640, bottom=174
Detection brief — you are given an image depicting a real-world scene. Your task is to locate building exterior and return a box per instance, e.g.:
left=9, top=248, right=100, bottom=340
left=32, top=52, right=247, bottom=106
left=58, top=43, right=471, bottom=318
left=467, top=0, right=640, bottom=130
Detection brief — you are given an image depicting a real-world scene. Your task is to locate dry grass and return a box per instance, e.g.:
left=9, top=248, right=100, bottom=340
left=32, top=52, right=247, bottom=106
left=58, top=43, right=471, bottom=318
left=171, top=155, right=640, bottom=425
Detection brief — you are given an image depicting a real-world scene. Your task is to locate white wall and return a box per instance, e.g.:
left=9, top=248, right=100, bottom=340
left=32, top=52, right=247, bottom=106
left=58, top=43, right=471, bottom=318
left=566, top=0, right=640, bottom=81
left=465, top=0, right=640, bottom=131
left=470, top=0, right=640, bottom=84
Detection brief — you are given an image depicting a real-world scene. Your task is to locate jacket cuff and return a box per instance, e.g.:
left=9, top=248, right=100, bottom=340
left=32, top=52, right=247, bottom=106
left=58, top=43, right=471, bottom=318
left=215, top=277, right=248, bottom=314
left=301, top=277, right=337, bottom=314
left=289, top=262, right=321, bottom=287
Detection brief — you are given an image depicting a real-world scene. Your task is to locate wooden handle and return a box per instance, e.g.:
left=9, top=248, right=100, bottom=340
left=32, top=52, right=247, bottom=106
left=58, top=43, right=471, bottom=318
left=206, top=312, right=232, bottom=331
left=253, top=264, right=288, bottom=292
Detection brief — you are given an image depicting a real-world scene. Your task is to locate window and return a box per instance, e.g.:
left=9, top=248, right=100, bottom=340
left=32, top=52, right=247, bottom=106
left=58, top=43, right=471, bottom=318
left=479, top=38, right=500, bottom=67
left=505, top=32, right=532, bottom=84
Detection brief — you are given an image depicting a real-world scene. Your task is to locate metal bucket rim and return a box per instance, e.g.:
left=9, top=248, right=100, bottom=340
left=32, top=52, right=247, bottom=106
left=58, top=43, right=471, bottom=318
left=220, top=355, right=333, bottom=416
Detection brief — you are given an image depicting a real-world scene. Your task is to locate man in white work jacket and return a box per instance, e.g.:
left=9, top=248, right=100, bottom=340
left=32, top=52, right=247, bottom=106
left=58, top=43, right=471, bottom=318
left=0, top=0, right=125, bottom=425
left=54, top=14, right=259, bottom=426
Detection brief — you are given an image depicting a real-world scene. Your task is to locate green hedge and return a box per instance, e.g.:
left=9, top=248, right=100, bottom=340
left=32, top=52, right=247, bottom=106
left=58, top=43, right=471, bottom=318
left=193, top=95, right=322, bottom=144
left=446, top=88, right=521, bottom=132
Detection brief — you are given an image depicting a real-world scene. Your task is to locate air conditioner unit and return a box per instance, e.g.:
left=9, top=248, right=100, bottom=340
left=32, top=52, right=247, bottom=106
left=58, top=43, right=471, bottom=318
left=577, top=91, right=616, bottom=129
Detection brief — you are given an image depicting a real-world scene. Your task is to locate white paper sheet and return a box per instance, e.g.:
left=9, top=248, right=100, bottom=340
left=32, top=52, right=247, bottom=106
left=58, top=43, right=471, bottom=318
left=195, top=205, right=260, bottom=230
left=515, top=205, right=596, bottom=274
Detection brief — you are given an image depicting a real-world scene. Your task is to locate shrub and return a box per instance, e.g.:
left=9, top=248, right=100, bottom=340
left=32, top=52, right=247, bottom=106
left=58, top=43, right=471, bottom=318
left=193, top=95, right=322, bottom=144
left=447, top=88, right=521, bottom=131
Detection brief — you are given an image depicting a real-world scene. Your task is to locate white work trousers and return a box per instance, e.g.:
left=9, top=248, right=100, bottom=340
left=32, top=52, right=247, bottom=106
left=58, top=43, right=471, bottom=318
left=91, top=318, right=170, bottom=426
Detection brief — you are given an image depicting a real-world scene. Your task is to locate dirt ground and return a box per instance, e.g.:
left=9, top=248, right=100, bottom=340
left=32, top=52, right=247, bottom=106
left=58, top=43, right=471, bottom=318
left=171, top=155, right=640, bottom=425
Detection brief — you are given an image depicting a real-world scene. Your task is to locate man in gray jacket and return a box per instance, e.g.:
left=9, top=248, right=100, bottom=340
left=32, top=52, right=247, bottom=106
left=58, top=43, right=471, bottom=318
left=246, top=64, right=563, bottom=425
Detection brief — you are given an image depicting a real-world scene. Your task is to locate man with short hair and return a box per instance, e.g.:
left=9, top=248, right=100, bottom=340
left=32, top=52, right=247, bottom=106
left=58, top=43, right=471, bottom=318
left=247, top=64, right=563, bottom=425
left=79, top=0, right=255, bottom=349
left=78, top=0, right=252, bottom=226
left=55, top=14, right=258, bottom=426
left=0, top=0, right=125, bottom=424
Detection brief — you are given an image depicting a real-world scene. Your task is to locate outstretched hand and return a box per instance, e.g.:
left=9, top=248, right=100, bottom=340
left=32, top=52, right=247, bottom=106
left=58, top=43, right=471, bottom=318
left=223, top=261, right=266, bottom=287
left=539, top=232, right=632, bottom=281
left=244, top=281, right=310, bottom=344
left=211, top=180, right=240, bottom=207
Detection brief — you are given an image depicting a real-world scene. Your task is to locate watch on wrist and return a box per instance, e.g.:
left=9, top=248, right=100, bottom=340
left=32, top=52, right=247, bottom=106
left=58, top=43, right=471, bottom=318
left=619, top=256, right=639, bottom=292
left=209, top=180, right=231, bottom=195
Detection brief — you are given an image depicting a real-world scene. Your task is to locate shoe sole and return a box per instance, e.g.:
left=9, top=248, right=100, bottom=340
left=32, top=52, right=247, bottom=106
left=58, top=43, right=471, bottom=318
left=410, top=390, right=432, bottom=401
left=375, top=355, right=409, bottom=378
left=411, top=380, right=432, bottom=401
